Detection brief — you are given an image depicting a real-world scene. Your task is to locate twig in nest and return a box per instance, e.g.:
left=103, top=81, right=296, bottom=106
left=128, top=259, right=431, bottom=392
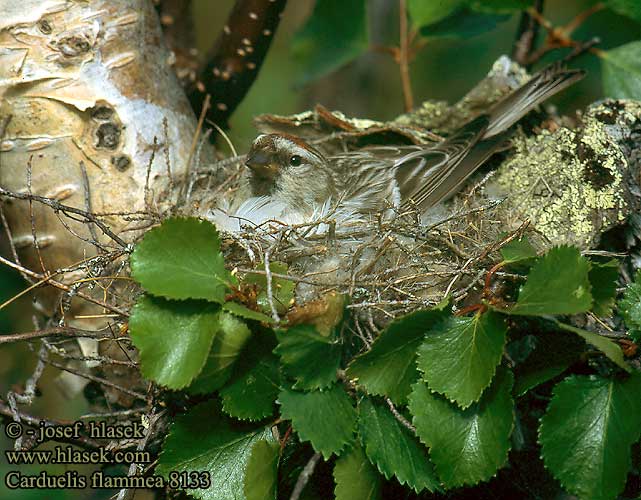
left=264, top=249, right=281, bottom=323
left=182, top=94, right=211, bottom=204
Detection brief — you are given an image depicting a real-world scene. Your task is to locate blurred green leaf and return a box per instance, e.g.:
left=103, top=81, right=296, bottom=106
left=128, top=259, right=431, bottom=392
left=601, top=41, right=641, bottom=100
left=244, top=439, right=279, bottom=500
left=130, top=217, right=230, bottom=303
left=556, top=321, right=630, bottom=372
left=223, top=301, right=275, bottom=324
left=129, top=296, right=219, bottom=389
left=539, top=374, right=641, bottom=500
left=604, top=0, right=641, bottom=22
left=588, top=259, right=619, bottom=317
left=508, top=246, right=592, bottom=316
left=409, top=367, right=514, bottom=488
left=292, top=0, right=368, bottom=84
left=244, top=262, right=295, bottom=315
left=417, top=311, right=507, bottom=408
left=188, top=312, right=253, bottom=394
left=275, top=324, right=341, bottom=390
left=358, top=398, right=441, bottom=493
left=334, top=444, right=382, bottom=500
left=619, top=269, right=641, bottom=342
left=469, top=0, right=534, bottom=13
left=419, top=7, right=509, bottom=39
left=500, top=236, right=537, bottom=264
left=157, top=400, right=274, bottom=500
left=408, top=0, right=464, bottom=28
left=346, top=307, right=449, bottom=405
left=278, top=384, right=357, bottom=459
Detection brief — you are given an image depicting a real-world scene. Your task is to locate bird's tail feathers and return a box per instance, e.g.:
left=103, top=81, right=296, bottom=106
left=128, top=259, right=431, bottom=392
left=484, top=61, right=585, bottom=138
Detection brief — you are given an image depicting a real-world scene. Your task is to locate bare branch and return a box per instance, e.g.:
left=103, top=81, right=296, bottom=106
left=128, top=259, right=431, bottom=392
left=189, top=0, right=287, bottom=127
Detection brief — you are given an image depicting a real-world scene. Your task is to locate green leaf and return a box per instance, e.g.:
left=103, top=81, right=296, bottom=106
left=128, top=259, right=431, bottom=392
left=188, top=312, right=253, bottom=394
left=500, top=236, right=537, bottom=264
left=129, top=296, right=219, bottom=389
left=539, top=374, right=641, bottom=500
left=334, top=444, right=382, bottom=500
left=220, top=346, right=280, bottom=421
left=604, top=0, right=641, bottom=22
left=417, top=311, right=507, bottom=408
left=156, top=400, right=275, bottom=500
left=292, top=0, right=368, bottom=84
left=407, top=0, right=464, bottom=28
left=619, top=270, right=641, bottom=342
left=556, top=321, right=631, bottom=372
left=469, top=0, right=534, bottom=13
left=419, top=7, right=509, bottom=39
left=408, top=367, right=514, bottom=488
left=278, top=384, right=357, bottom=459
left=346, top=308, right=449, bottom=405
left=588, top=260, right=619, bottom=316
left=274, top=325, right=341, bottom=390
left=243, top=262, right=295, bottom=315
left=130, top=217, right=230, bottom=303
left=244, top=439, right=279, bottom=500
left=223, top=301, right=274, bottom=324
left=601, top=41, right=641, bottom=100
left=358, top=398, right=440, bottom=493
left=508, top=246, right=592, bottom=316
left=513, top=333, right=583, bottom=396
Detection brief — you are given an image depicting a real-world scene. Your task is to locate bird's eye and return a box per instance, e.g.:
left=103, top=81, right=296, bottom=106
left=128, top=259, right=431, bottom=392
left=289, top=155, right=302, bottom=167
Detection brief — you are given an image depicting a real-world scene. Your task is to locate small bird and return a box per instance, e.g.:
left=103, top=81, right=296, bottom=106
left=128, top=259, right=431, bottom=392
left=241, top=62, right=584, bottom=224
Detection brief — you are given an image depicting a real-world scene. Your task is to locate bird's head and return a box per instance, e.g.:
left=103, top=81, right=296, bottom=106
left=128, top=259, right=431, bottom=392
left=245, top=133, right=327, bottom=183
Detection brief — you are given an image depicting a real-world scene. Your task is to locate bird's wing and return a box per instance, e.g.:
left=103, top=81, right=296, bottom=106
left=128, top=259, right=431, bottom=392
left=396, top=61, right=585, bottom=211
left=394, top=115, right=491, bottom=211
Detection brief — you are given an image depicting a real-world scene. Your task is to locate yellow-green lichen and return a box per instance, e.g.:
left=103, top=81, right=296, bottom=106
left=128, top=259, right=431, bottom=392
left=492, top=108, right=630, bottom=248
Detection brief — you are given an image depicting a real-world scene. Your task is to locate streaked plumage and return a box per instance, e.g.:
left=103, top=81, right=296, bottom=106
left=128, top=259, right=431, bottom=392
left=241, top=62, right=585, bottom=223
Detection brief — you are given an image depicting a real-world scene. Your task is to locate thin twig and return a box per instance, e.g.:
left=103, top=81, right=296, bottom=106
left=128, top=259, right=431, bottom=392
left=290, top=452, right=322, bottom=500
left=512, top=0, right=544, bottom=67
left=0, top=398, right=104, bottom=450
left=386, top=397, right=416, bottom=433
left=0, top=254, right=128, bottom=317
left=0, top=326, right=114, bottom=345
left=26, top=157, right=47, bottom=275
left=264, top=249, right=281, bottom=323
left=0, top=186, right=128, bottom=249
left=79, top=160, right=100, bottom=244
left=398, top=0, right=414, bottom=112
left=43, top=358, right=147, bottom=402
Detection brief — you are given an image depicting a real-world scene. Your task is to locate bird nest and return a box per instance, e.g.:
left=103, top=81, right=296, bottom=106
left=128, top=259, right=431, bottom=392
left=190, top=153, right=536, bottom=337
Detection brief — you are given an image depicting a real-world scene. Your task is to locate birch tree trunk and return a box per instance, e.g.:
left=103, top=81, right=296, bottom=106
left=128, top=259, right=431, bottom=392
left=0, top=0, right=208, bottom=320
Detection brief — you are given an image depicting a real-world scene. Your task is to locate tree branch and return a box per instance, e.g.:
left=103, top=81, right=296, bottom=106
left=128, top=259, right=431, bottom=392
left=189, top=0, right=288, bottom=127
left=512, top=0, right=544, bottom=67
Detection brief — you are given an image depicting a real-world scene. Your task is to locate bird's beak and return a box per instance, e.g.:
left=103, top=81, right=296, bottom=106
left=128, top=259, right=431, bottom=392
left=245, top=151, right=279, bottom=179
